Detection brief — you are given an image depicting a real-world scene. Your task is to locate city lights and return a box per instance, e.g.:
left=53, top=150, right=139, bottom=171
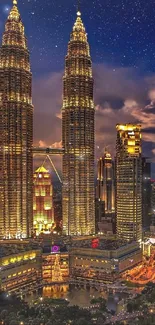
left=62, top=10, right=95, bottom=236
left=0, top=1, right=155, bottom=324
left=0, top=0, right=33, bottom=239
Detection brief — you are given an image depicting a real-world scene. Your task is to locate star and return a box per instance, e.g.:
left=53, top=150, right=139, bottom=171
left=3, top=5, right=10, bottom=13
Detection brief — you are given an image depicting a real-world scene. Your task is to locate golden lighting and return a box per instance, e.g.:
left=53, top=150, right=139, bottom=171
left=116, top=123, right=142, bottom=242
left=0, top=0, right=33, bottom=239
left=33, top=166, right=54, bottom=236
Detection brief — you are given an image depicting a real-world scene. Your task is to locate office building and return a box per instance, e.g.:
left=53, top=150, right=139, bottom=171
left=0, top=241, right=42, bottom=294
left=69, top=237, right=142, bottom=283
left=96, top=151, right=115, bottom=234
left=62, top=10, right=95, bottom=235
left=0, top=0, right=33, bottom=238
left=53, top=182, right=62, bottom=231
left=33, top=166, right=54, bottom=236
left=150, top=180, right=155, bottom=232
left=97, top=151, right=115, bottom=214
left=142, top=158, right=151, bottom=229
left=116, top=124, right=142, bottom=242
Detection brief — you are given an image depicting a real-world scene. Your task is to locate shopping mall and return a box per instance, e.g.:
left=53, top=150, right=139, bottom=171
left=0, top=237, right=142, bottom=294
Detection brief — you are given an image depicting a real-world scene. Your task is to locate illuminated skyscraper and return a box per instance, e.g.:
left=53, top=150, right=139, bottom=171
left=142, top=157, right=151, bottom=229
left=116, top=124, right=142, bottom=242
left=97, top=151, right=115, bottom=214
left=150, top=180, right=155, bottom=232
left=0, top=0, right=33, bottom=238
left=33, top=167, right=54, bottom=236
left=62, top=10, right=95, bottom=235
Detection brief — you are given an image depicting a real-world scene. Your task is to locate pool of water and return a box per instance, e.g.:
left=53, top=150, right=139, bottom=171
left=25, top=284, right=129, bottom=312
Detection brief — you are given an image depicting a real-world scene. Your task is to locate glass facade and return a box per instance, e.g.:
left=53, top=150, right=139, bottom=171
left=0, top=1, right=33, bottom=238
left=142, top=157, right=151, bottom=229
left=62, top=11, right=95, bottom=235
left=116, top=124, right=142, bottom=242
left=97, top=151, right=115, bottom=214
left=151, top=181, right=155, bottom=227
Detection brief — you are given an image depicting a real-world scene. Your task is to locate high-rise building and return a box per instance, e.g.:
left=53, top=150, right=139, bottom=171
left=33, top=166, right=54, bottom=236
left=0, top=0, right=33, bottom=238
left=142, top=158, right=151, bottom=229
left=95, top=198, right=105, bottom=233
left=62, top=10, right=95, bottom=235
left=116, top=124, right=142, bottom=242
left=53, top=182, right=62, bottom=232
left=97, top=151, right=115, bottom=214
left=96, top=151, right=115, bottom=234
left=150, top=180, right=155, bottom=232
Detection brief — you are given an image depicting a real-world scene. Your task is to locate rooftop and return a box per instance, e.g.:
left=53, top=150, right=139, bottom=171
left=35, top=166, right=49, bottom=174
left=0, top=241, right=40, bottom=258
left=70, top=238, right=135, bottom=251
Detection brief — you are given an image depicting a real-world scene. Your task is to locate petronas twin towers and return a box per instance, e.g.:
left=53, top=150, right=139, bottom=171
left=0, top=0, right=33, bottom=238
left=0, top=1, right=95, bottom=238
left=62, top=12, right=95, bottom=235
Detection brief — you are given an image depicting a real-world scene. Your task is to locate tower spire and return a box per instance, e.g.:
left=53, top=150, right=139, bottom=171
left=77, top=0, right=81, bottom=16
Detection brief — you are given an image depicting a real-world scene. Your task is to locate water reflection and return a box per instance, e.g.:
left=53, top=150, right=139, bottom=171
left=41, top=285, right=128, bottom=311
left=43, top=285, right=69, bottom=299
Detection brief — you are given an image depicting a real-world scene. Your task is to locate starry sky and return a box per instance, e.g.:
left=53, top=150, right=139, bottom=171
left=0, top=0, right=155, bottom=177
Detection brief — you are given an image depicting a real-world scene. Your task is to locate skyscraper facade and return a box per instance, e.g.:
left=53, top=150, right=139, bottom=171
left=62, top=11, right=95, bottom=235
left=116, top=124, right=142, bottom=242
left=150, top=180, right=155, bottom=231
left=0, top=0, right=33, bottom=238
left=97, top=151, right=115, bottom=214
left=142, top=158, right=151, bottom=229
left=33, top=166, right=54, bottom=236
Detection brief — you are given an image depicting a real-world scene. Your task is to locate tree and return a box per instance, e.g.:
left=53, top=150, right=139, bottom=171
left=73, top=319, right=93, bottom=325
left=0, top=309, right=8, bottom=319
left=9, top=321, right=18, bottom=325
left=96, top=316, right=106, bottom=325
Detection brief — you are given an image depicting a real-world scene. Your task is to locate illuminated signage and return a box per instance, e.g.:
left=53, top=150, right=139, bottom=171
left=91, top=238, right=99, bottom=249
left=51, top=245, right=60, bottom=253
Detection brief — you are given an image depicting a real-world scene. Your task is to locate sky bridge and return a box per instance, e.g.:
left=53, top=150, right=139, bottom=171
left=33, top=147, right=64, bottom=156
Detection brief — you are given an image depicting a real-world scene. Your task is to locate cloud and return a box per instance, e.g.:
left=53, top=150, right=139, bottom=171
left=56, top=112, right=62, bottom=119
left=33, top=71, right=62, bottom=149
left=51, top=141, right=62, bottom=148
left=33, top=63, right=155, bottom=175
left=93, top=64, right=147, bottom=107
left=38, top=140, right=47, bottom=147
left=149, top=89, right=155, bottom=102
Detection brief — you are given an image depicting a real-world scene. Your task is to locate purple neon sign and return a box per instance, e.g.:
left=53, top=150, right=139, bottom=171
left=51, top=245, right=60, bottom=253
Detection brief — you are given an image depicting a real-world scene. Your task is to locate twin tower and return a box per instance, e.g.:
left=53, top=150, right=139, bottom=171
left=0, top=1, right=95, bottom=238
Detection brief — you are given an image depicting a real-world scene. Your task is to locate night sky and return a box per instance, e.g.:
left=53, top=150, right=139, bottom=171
left=0, top=0, right=155, bottom=177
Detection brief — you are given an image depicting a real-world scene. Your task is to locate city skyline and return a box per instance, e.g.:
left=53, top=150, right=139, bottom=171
left=0, top=0, right=155, bottom=178
left=0, top=0, right=155, bottom=325
left=1, top=2, right=155, bottom=322
left=0, top=0, right=155, bottom=179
